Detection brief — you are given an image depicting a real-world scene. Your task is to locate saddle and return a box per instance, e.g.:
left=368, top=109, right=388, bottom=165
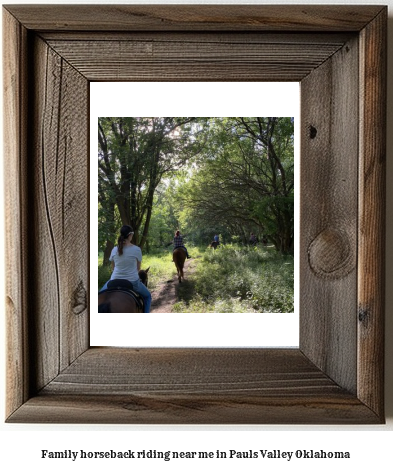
left=99, top=279, right=144, bottom=310
left=173, top=246, right=186, bottom=254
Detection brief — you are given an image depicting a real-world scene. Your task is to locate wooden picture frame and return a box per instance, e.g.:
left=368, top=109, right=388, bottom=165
left=3, top=5, right=386, bottom=424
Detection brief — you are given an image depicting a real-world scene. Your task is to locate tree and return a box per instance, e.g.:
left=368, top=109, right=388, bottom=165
left=181, top=117, right=294, bottom=253
left=98, top=117, right=198, bottom=252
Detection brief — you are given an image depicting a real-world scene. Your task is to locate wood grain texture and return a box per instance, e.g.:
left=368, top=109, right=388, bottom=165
left=3, top=5, right=386, bottom=424
left=43, top=348, right=341, bottom=395
left=31, top=36, right=90, bottom=383
left=7, top=348, right=379, bottom=424
left=358, top=9, right=387, bottom=417
left=300, top=36, right=359, bottom=394
left=3, top=8, right=30, bottom=417
left=40, top=31, right=354, bottom=44
left=8, top=392, right=379, bottom=425
left=45, top=36, right=348, bottom=82
left=3, top=5, right=384, bottom=32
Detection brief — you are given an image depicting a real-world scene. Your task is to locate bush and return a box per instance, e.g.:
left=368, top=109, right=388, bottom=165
left=179, top=244, right=294, bottom=313
left=98, top=264, right=111, bottom=290
left=98, top=244, right=294, bottom=313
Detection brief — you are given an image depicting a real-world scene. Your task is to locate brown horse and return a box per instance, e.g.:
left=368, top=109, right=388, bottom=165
left=173, top=247, right=186, bottom=283
left=98, top=268, right=149, bottom=313
left=210, top=241, right=219, bottom=250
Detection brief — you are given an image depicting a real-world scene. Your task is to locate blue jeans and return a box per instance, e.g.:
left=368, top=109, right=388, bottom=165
left=100, top=279, right=151, bottom=313
left=132, top=279, right=151, bottom=313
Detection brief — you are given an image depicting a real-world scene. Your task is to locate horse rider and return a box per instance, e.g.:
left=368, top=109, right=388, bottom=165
left=213, top=234, right=220, bottom=245
left=249, top=232, right=258, bottom=246
left=100, top=225, right=151, bottom=313
left=173, top=230, right=191, bottom=258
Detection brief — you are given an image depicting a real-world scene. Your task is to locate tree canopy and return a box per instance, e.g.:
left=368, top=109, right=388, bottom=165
left=98, top=117, right=294, bottom=260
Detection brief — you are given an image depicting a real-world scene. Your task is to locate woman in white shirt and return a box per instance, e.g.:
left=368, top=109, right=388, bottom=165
left=101, top=225, right=151, bottom=313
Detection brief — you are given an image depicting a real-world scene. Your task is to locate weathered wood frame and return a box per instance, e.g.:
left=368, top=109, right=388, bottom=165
left=3, top=5, right=386, bottom=424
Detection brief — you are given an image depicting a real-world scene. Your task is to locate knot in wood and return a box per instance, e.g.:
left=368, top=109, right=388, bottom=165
left=358, top=307, right=370, bottom=325
left=309, top=125, right=317, bottom=139
left=73, top=281, right=87, bottom=315
left=308, top=228, right=355, bottom=279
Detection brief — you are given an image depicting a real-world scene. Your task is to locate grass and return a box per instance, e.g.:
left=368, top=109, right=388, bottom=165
left=98, top=245, right=203, bottom=291
left=174, top=244, right=294, bottom=313
left=98, top=244, right=294, bottom=313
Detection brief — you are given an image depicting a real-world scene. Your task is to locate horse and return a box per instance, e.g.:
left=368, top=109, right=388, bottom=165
left=210, top=241, right=219, bottom=250
left=98, top=268, right=149, bottom=313
left=173, top=247, right=186, bottom=283
left=249, top=236, right=259, bottom=246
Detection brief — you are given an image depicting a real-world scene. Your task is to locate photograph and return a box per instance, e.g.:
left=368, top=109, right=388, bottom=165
left=97, top=117, right=295, bottom=314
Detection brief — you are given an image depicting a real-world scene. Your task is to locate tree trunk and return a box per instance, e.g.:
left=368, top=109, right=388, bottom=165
left=103, top=240, right=114, bottom=266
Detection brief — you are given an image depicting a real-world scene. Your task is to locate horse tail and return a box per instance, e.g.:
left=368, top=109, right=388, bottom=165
left=98, top=302, right=111, bottom=313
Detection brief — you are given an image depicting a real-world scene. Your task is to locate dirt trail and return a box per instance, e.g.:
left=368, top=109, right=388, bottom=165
left=150, top=257, right=198, bottom=313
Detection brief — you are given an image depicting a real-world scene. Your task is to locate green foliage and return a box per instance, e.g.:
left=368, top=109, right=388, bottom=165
left=98, top=246, right=203, bottom=291
left=98, top=254, right=112, bottom=289
left=178, top=117, right=295, bottom=253
left=98, top=244, right=293, bottom=312
left=141, top=247, right=201, bottom=289
left=98, top=117, right=295, bottom=255
left=175, top=244, right=294, bottom=313
left=98, top=117, right=200, bottom=250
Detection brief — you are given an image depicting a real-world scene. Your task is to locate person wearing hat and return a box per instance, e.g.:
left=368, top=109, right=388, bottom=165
left=100, top=225, right=151, bottom=313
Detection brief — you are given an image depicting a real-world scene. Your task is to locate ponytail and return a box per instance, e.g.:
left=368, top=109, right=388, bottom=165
left=117, top=235, right=126, bottom=256
left=117, top=225, right=133, bottom=256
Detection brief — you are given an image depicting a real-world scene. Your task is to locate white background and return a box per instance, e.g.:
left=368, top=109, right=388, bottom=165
left=1, top=1, right=392, bottom=473
left=90, top=82, right=300, bottom=347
